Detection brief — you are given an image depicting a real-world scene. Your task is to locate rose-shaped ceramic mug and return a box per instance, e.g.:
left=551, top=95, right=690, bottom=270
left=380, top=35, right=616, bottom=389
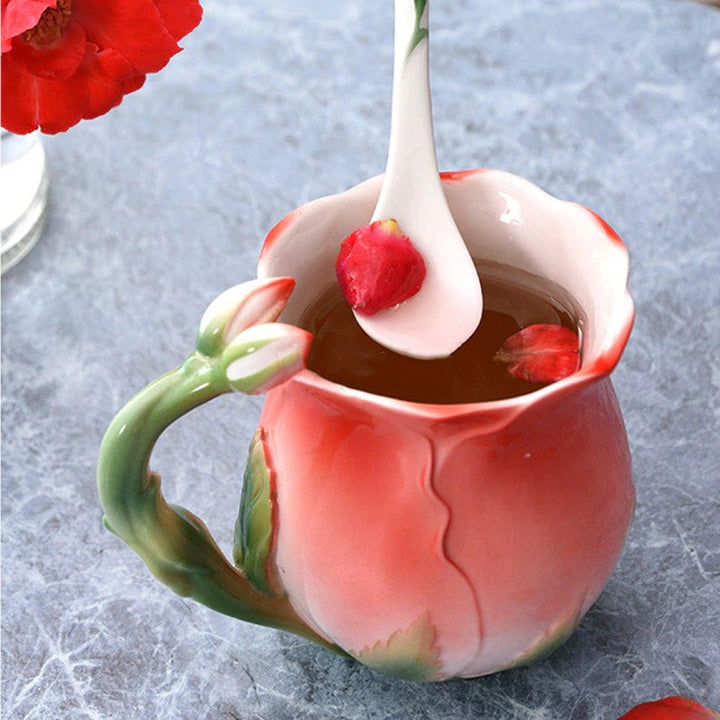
left=98, top=169, right=635, bottom=681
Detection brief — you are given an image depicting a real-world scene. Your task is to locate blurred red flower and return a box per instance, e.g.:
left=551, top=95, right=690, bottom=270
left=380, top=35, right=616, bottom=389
left=619, top=696, right=720, bottom=720
left=1, top=0, right=202, bottom=134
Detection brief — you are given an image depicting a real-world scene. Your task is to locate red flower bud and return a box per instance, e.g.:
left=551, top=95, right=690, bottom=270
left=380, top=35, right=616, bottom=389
left=494, top=323, right=580, bottom=384
left=335, top=219, right=426, bottom=316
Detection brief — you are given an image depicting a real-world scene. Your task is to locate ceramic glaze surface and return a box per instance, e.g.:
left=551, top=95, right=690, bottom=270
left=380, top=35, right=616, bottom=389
left=256, top=170, right=635, bottom=679
left=260, top=374, right=634, bottom=678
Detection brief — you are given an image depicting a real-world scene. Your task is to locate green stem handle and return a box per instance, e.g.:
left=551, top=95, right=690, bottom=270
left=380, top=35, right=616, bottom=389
left=96, top=280, right=339, bottom=651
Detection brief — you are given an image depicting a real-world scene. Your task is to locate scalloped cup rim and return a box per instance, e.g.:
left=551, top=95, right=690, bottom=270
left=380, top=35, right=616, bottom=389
left=258, top=168, right=635, bottom=422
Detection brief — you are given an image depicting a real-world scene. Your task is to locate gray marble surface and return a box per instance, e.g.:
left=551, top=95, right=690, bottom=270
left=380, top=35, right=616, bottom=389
left=2, top=0, right=719, bottom=717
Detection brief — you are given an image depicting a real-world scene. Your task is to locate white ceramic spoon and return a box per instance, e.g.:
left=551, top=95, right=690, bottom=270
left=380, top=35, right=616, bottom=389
left=354, top=0, right=483, bottom=359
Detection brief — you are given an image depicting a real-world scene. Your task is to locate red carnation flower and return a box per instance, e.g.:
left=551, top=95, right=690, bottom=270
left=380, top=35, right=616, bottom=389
left=1, top=0, right=202, bottom=134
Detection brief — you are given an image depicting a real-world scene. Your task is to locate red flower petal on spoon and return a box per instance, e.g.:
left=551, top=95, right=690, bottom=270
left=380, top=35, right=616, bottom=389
left=336, top=219, right=426, bottom=316
left=618, top=696, right=720, bottom=720
left=494, top=323, right=580, bottom=384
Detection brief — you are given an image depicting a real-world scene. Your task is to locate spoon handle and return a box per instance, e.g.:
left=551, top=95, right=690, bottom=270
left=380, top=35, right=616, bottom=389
left=373, top=0, right=446, bottom=229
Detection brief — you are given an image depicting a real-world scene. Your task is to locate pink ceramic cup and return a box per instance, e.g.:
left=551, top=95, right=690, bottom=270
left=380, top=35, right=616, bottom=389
left=255, top=169, right=635, bottom=679
left=98, top=169, right=634, bottom=681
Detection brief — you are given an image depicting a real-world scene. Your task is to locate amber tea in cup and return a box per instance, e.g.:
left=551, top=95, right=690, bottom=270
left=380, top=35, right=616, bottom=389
left=300, top=261, right=582, bottom=404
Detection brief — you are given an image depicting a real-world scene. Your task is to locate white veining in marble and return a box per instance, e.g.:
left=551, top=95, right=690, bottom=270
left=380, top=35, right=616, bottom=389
left=2, top=0, right=719, bottom=718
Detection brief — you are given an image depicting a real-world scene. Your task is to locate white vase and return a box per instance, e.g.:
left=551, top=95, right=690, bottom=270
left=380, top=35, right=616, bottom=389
left=1, top=129, right=49, bottom=273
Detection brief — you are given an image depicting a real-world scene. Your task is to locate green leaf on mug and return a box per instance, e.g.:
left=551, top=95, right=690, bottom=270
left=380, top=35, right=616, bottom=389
left=502, top=605, right=582, bottom=670
left=352, top=613, right=442, bottom=681
left=233, top=428, right=280, bottom=597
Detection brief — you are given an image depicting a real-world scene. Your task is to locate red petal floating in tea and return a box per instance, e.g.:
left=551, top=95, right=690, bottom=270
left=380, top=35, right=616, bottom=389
left=618, top=696, right=720, bottom=720
left=494, top=323, right=580, bottom=384
left=335, top=219, right=426, bottom=316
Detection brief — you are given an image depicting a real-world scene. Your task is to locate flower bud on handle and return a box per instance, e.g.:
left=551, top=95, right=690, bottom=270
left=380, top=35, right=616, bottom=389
left=196, top=276, right=296, bottom=357
left=221, top=323, right=312, bottom=395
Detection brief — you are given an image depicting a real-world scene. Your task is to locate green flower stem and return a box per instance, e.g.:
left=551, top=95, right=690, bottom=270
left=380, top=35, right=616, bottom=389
left=97, top=352, right=338, bottom=651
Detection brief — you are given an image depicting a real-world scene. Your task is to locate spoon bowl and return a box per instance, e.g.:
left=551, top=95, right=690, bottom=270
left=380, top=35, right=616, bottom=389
left=356, top=0, right=482, bottom=359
